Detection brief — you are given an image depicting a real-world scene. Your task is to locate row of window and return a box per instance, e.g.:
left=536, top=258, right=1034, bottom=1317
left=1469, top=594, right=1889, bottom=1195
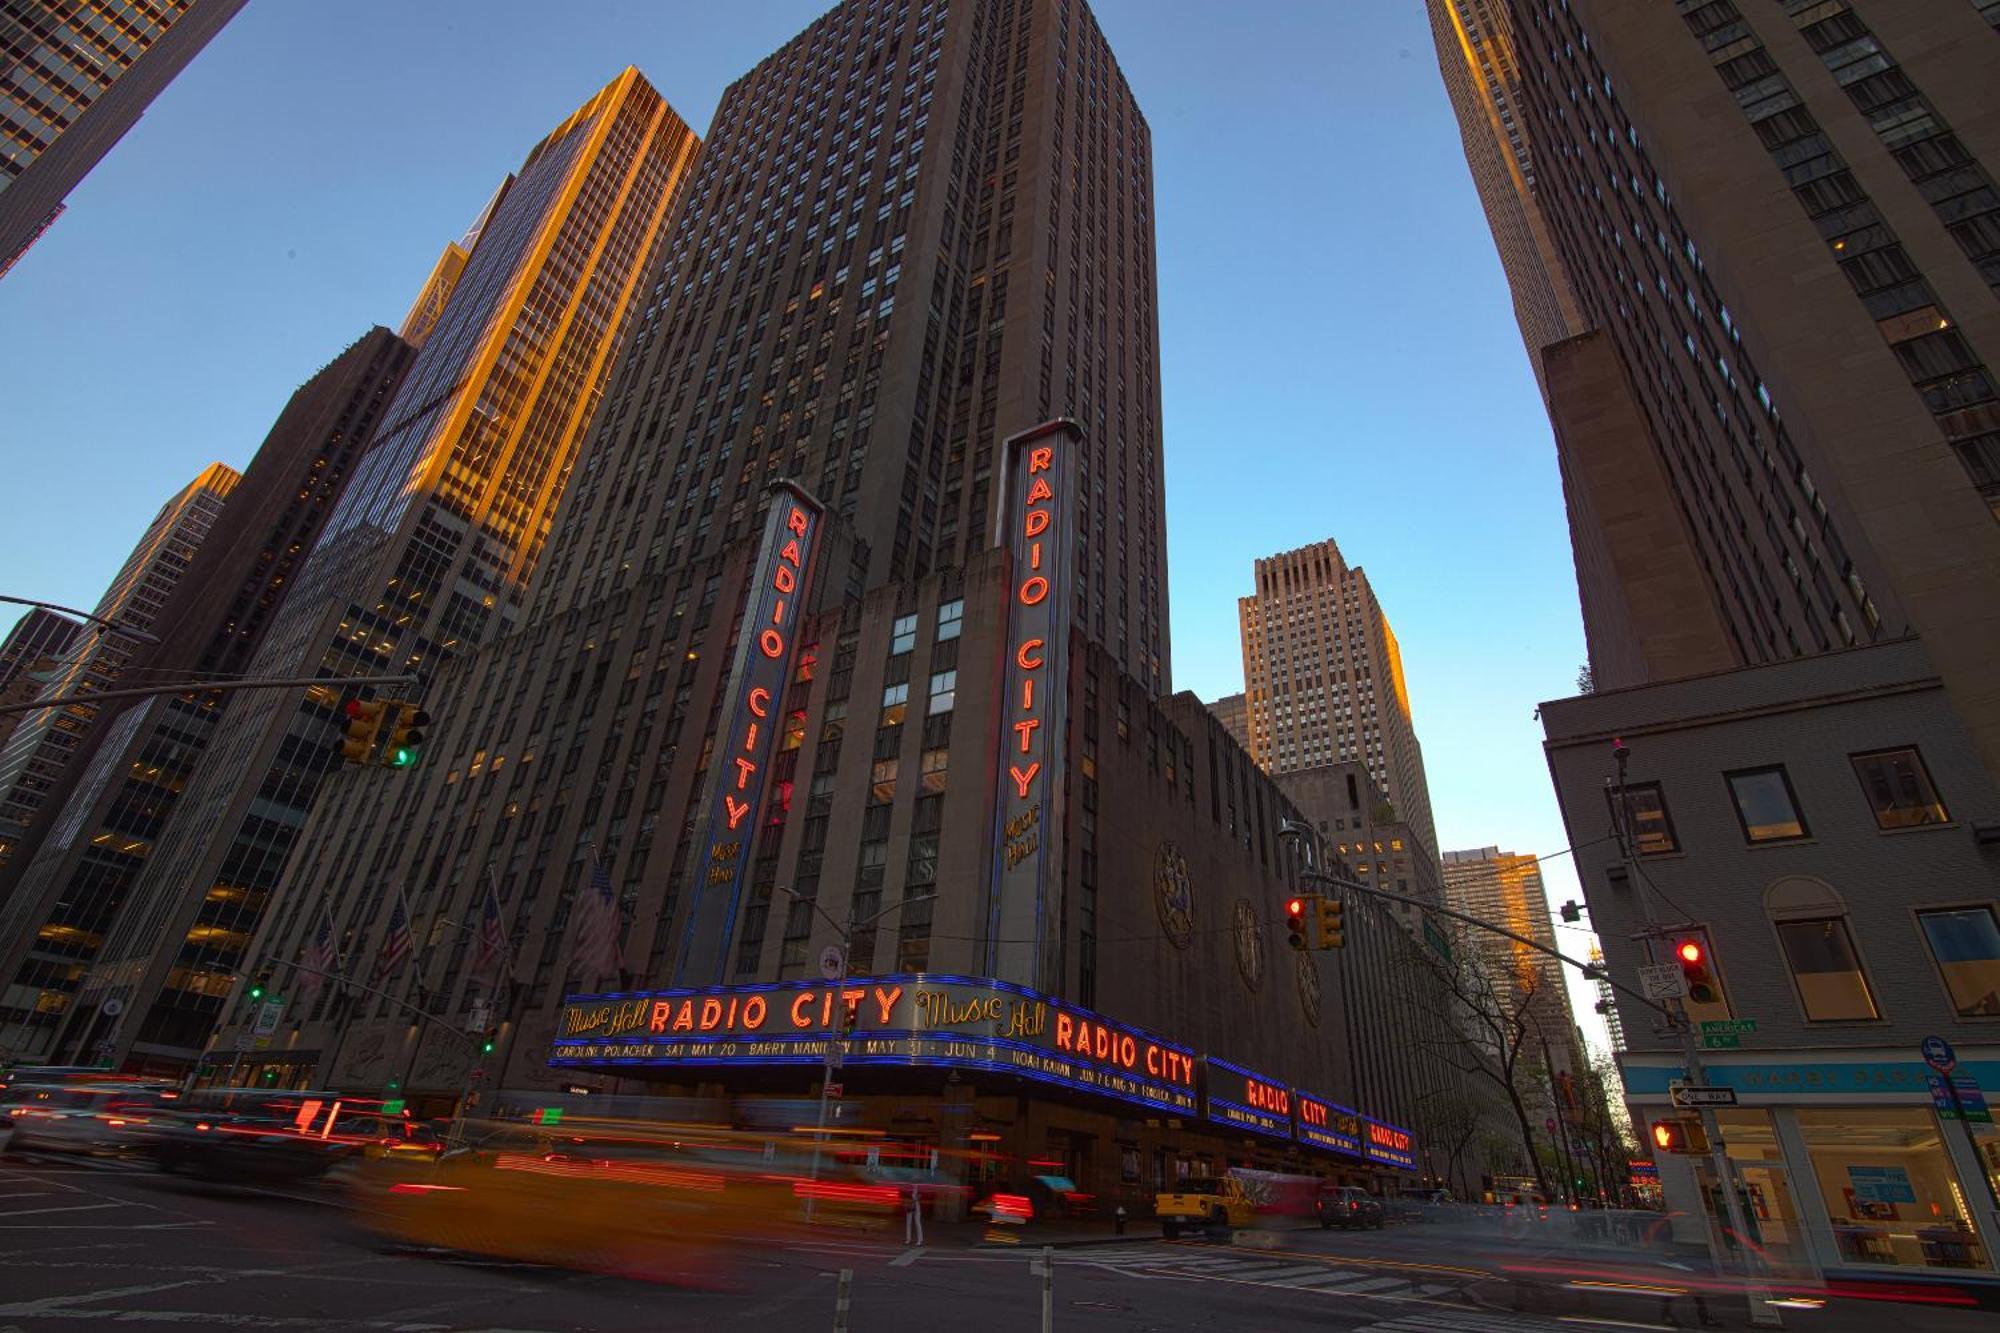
left=1615, top=745, right=1948, bottom=852
left=1690, top=903, right=2000, bottom=1024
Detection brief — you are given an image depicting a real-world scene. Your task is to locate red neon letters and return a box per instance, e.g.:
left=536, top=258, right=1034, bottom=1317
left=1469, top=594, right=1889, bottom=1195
left=723, top=507, right=813, bottom=831
left=1052, top=1009, right=1194, bottom=1086
left=1008, top=446, right=1058, bottom=802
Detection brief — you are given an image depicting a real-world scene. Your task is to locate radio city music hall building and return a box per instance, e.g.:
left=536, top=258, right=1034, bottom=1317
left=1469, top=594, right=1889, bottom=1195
left=204, top=0, right=1446, bottom=1203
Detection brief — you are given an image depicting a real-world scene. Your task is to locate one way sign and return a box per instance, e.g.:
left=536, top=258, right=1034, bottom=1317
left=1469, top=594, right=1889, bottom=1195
left=1670, top=1084, right=1738, bottom=1109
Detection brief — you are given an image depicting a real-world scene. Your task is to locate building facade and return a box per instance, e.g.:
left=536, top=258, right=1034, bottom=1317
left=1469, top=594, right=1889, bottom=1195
left=1440, top=846, right=1575, bottom=1065
left=1462, top=0, right=2000, bottom=784
left=1206, top=691, right=1249, bottom=752
left=0, top=328, right=414, bottom=1061
left=0, top=462, right=238, bottom=868
left=0, top=0, right=247, bottom=274
left=0, top=610, right=80, bottom=754
left=203, top=0, right=1428, bottom=1204
left=50, top=70, right=699, bottom=1070
left=1237, top=538, right=1437, bottom=860
left=1544, top=637, right=2000, bottom=1280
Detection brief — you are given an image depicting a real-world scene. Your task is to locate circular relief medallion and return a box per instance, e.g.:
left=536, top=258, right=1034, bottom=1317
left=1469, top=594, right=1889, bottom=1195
left=1154, top=841, right=1194, bottom=950
left=1296, top=951, right=1322, bottom=1028
left=1233, top=898, right=1265, bottom=993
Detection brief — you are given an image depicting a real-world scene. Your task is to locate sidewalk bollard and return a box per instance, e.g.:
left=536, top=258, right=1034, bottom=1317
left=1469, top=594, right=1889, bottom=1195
left=1114, top=1204, right=1127, bottom=1235
left=1041, top=1245, right=1054, bottom=1333
left=833, top=1267, right=852, bottom=1333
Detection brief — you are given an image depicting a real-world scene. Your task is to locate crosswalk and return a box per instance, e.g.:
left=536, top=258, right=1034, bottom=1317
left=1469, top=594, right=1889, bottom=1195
left=1068, top=1242, right=1467, bottom=1302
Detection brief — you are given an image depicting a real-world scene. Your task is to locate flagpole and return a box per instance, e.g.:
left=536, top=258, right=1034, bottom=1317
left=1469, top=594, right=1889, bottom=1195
left=387, top=886, right=430, bottom=1102
left=307, top=901, right=357, bottom=1090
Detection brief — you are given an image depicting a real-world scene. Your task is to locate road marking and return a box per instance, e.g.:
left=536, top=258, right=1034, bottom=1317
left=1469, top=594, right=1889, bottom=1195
left=0, top=1279, right=208, bottom=1317
left=889, top=1246, right=925, bottom=1267
left=0, top=1201, right=122, bottom=1218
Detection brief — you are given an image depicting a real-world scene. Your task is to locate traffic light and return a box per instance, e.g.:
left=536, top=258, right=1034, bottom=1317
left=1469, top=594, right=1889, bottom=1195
left=840, top=994, right=861, bottom=1037
left=481, top=1038, right=496, bottom=1054
left=1675, top=937, right=1717, bottom=1004
left=247, top=971, right=269, bottom=1002
left=341, top=699, right=387, bottom=765
left=1316, top=897, right=1345, bottom=950
left=1285, top=897, right=1311, bottom=951
left=381, top=702, right=431, bottom=769
left=1649, top=1116, right=1709, bottom=1155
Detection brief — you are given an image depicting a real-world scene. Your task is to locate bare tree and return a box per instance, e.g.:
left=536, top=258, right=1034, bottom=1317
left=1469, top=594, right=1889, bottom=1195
left=1391, top=920, right=1557, bottom=1199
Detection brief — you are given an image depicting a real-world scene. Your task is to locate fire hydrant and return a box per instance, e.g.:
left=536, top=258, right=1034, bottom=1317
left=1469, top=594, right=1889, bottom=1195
left=1114, top=1204, right=1128, bottom=1236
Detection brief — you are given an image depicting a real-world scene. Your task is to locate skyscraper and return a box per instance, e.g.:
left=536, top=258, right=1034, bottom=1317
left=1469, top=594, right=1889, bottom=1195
left=0, top=609, right=80, bottom=753
left=1236, top=538, right=1436, bottom=861
left=0, top=328, right=414, bottom=1061
left=53, top=70, right=699, bottom=1069
left=0, top=0, right=247, bottom=275
left=1440, top=1, right=2000, bottom=780
left=1206, top=691, right=1250, bottom=752
left=1440, top=845, right=1572, bottom=1056
left=1420, top=0, right=1585, bottom=387
left=0, top=462, right=239, bottom=868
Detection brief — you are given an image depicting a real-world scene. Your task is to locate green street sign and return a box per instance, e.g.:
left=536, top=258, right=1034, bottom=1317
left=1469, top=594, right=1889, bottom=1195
left=1702, top=1033, right=1742, bottom=1049
left=1700, top=1019, right=1757, bottom=1035
left=381, top=1098, right=405, bottom=1115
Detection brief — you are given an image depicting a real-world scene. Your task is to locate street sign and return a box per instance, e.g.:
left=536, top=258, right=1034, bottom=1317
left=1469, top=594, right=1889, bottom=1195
left=232, top=1031, right=253, bottom=1052
left=1701, top=1033, right=1742, bottom=1050
left=1699, top=1019, right=1756, bottom=1035
left=252, top=998, right=283, bottom=1037
left=1953, top=1074, right=1992, bottom=1125
left=818, top=945, right=846, bottom=981
left=825, top=1082, right=844, bottom=1100
left=826, top=1046, right=845, bottom=1070
left=1640, top=963, right=1688, bottom=1000
left=100, top=997, right=124, bottom=1017
left=1671, top=1085, right=1739, bottom=1109
left=1921, top=1035, right=1957, bottom=1074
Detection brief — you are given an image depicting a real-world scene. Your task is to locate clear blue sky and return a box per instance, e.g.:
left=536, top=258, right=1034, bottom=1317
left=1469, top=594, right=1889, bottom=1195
left=0, top=1, right=1604, bottom=1044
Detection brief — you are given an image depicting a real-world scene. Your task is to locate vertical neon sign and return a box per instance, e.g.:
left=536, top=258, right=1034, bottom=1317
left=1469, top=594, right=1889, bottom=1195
left=672, top=482, right=823, bottom=986
left=987, top=419, right=1083, bottom=988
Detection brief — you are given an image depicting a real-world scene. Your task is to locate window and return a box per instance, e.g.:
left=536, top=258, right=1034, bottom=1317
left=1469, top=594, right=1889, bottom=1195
left=927, top=669, right=955, bottom=713
left=1919, top=907, right=2000, bottom=1017
left=1610, top=782, right=1679, bottom=854
left=1850, top=748, right=1949, bottom=829
left=880, top=681, right=908, bottom=726
left=1777, top=917, right=1880, bottom=1021
left=935, top=598, right=963, bottom=641
left=889, top=613, right=917, bottom=654
left=1727, top=767, right=1809, bottom=842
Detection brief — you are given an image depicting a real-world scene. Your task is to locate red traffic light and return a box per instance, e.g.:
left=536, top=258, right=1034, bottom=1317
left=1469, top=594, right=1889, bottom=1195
left=1287, top=898, right=1305, bottom=917
left=1676, top=940, right=1704, bottom=965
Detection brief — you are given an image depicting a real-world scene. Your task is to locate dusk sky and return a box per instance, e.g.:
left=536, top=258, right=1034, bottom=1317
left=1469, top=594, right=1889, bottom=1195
left=0, top=2, right=1607, bottom=1045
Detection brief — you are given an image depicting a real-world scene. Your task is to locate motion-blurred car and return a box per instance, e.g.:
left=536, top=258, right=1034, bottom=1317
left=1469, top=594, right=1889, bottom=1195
left=2, top=1081, right=178, bottom=1155
left=1316, top=1185, right=1385, bottom=1230
left=146, top=1094, right=420, bottom=1184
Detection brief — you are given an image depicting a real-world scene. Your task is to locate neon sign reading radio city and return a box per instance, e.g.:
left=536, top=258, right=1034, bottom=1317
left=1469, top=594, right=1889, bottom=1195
left=1006, top=442, right=1059, bottom=801
left=722, top=503, right=813, bottom=833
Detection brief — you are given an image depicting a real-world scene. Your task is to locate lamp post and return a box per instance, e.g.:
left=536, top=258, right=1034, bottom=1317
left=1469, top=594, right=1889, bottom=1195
left=0, top=594, right=161, bottom=645
left=775, top=884, right=937, bottom=1220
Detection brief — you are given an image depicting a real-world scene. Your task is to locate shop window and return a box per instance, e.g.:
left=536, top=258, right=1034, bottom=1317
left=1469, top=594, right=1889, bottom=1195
left=1610, top=781, right=1679, bottom=854
left=1776, top=917, right=1880, bottom=1021
left=1850, top=748, right=1949, bottom=829
left=1727, top=766, right=1809, bottom=842
left=1797, top=1107, right=1987, bottom=1271
left=1918, top=907, right=2000, bottom=1017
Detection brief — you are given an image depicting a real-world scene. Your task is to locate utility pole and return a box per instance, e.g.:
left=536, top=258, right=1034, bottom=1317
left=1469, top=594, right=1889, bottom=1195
left=1612, top=742, right=1780, bottom=1329
left=777, top=885, right=936, bottom=1221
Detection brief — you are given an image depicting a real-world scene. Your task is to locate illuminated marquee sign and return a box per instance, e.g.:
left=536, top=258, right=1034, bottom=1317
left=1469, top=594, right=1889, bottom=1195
left=987, top=419, right=1082, bottom=989
left=673, top=483, right=823, bottom=985
left=1205, top=1058, right=1294, bottom=1139
left=1293, top=1091, right=1365, bottom=1158
left=553, top=974, right=1197, bottom=1116
left=1363, top=1117, right=1418, bottom=1171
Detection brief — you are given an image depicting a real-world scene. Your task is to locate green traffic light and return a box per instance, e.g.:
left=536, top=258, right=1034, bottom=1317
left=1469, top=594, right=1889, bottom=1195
left=248, top=984, right=263, bottom=1000
left=482, top=1040, right=496, bottom=1054
left=391, top=747, right=415, bottom=767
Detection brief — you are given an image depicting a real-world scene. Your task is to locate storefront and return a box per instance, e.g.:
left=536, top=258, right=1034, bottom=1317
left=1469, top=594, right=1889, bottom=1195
left=1624, top=1050, right=2000, bottom=1282
left=550, top=973, right=1419, bottom=1211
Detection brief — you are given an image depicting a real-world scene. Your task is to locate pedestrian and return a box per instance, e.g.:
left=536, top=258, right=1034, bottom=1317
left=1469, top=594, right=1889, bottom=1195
left=905, top=1182, right=925, bottom=1246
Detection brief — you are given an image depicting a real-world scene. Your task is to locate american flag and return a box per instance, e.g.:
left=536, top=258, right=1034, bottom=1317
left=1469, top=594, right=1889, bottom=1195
left=472, top=879, right=511, bottom=989
left=296, top=906, right=338, bottom=1004
left=572, top=861, right=624, bottom=986
left=374, top=890, right=414, bottom=981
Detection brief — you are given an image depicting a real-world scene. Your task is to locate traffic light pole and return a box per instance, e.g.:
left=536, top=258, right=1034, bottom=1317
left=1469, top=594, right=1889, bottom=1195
left=0, top=671, right=418, bottom=717
left=1611, top=746, right=1780, bottom=1329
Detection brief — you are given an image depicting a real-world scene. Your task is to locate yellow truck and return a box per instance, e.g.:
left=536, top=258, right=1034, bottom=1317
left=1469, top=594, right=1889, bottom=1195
left=1154, top=1174, right=1254, bottom=1237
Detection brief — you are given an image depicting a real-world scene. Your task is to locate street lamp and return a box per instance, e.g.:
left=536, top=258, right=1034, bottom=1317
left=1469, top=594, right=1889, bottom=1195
left=774, top=884, right=938, bottom=1219
left=0, top=594, right=160, bottom=645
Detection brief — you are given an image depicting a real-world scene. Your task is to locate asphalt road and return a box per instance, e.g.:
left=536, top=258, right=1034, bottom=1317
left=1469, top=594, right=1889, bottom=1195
left=3, top=1155, right=1993, bottom=1333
